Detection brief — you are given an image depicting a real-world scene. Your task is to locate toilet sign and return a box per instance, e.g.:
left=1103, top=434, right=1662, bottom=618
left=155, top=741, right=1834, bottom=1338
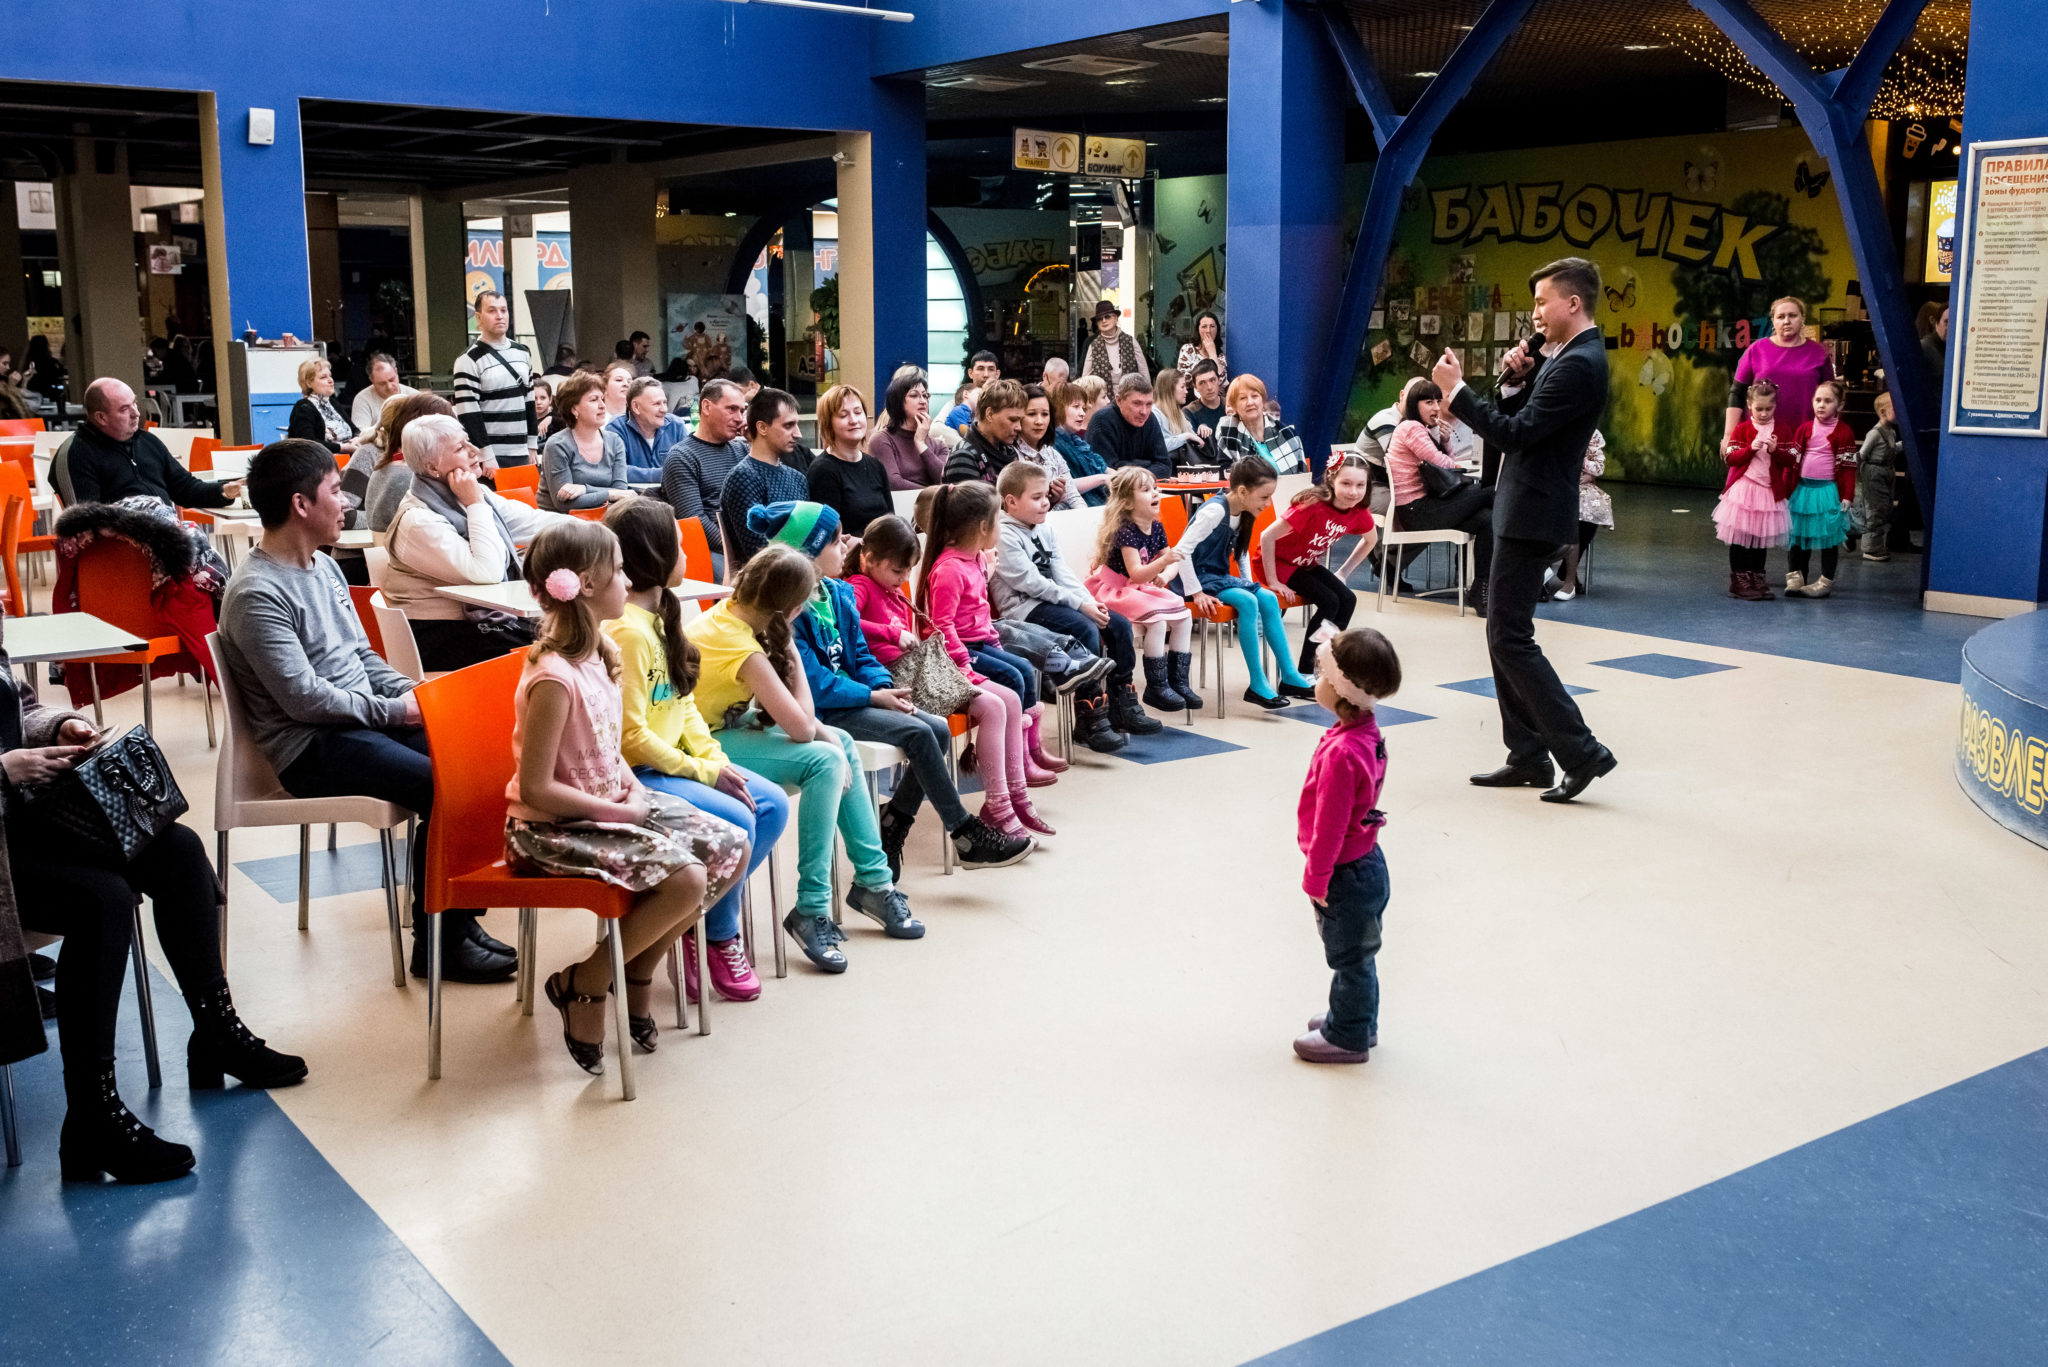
left=1013, top=128, right=1080, bottom=175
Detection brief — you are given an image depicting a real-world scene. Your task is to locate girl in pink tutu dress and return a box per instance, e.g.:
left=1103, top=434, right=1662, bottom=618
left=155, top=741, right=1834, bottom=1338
left=1086, top=466, right=1198, bottom=713
left=1712, top=380, right=1799, bottom=602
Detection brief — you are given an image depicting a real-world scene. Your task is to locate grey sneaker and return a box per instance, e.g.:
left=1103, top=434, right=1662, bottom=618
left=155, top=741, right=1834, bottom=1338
left=950, top=815, right=1034, bottom=870
left=782, top=911, right=848, bottom=972
left=845, top=883, right=925, bottom=939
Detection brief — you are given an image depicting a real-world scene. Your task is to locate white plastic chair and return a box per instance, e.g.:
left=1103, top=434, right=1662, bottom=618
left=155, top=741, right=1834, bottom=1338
left=364, top=544, right=389, bottom=588
left=369, top=591, right=428, bottom=682
left=889, top=487, right=922, bottom=520
left=207, top=633, right=414, bottom=987
left=1359, top=449, right=1473, bottom=616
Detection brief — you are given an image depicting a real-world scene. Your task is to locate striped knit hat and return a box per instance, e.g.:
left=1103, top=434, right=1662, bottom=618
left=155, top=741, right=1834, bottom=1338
left=746, top=500, right=841, bottom=558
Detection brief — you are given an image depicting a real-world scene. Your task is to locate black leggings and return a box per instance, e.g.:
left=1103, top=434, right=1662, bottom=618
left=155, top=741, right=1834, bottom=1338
left=12, top=822, right=223, bottom=1100
left=1787, top=546, right=1839, bottom=579
left=1282, top=563, right=1355, bottom=671
left=1728, top=544, right=1767, bottom=573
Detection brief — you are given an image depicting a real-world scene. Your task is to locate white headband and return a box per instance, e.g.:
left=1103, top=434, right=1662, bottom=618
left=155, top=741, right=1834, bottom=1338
left=1316, top=642, right=1375, bottom=711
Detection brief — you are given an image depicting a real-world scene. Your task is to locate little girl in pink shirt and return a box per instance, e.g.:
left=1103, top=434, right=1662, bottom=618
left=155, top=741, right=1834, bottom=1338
left=1780, top=378, right=1859, bottom=599
left=849, top=510, right=1053, bottom=838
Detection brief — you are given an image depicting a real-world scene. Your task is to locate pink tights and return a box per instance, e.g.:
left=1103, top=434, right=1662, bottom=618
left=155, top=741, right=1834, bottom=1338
left=969, top=680, right=1028, bottom=797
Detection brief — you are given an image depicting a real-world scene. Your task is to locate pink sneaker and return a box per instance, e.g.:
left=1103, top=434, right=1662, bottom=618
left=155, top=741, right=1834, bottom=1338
left=1023, top=711, right=1069, bottom=775
left=1293, top=1029, right=1369, bottom=1064
left=979, top=797, right=1028, bottom=840
left=681, top=931, right=700, bottom=1004
left=1024, top=756, right=1061, bottom=788
left=1010, top=793, right=1057, bottom=837
left=707, top=935, right=761, bottom=1002
left=1308, top=1014, right=1377, bottom=1049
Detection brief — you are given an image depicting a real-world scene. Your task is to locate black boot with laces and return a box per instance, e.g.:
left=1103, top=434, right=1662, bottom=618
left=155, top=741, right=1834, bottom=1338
left=60, top=1065, right=195, bottom=1184
left=187, top=984, right=308, bottom=1090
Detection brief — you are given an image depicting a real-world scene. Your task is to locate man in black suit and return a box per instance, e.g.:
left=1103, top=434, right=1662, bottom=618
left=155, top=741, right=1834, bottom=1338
left=1433, top=257, right=1617, bottom=804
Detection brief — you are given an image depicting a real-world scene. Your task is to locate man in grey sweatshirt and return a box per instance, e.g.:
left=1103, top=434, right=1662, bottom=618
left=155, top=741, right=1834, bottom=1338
left=215, top=438, right=515, bottom=984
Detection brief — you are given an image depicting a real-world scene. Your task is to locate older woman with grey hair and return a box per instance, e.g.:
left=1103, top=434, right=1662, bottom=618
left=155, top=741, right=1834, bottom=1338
left=382, top=412, right=571, bottom=670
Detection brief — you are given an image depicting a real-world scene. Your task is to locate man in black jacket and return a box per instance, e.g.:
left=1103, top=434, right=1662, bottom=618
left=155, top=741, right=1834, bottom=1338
left=70, top=378, right=241, bottom=508
left=1086, top=373, right=1173, bottom=480
left=944, top=378, right=1027, bottom=485
left=1435, top=257, right=1616, bottom=804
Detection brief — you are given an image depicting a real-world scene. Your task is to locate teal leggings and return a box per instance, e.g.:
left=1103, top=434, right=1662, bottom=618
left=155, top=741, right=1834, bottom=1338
left=1215, top=585, right=1312, bottom=698
left=713, top=724, right=889, bottom=921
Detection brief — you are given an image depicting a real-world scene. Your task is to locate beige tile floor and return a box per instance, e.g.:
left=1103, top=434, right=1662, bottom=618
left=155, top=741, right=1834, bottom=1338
left=100, top=595, right=2048, bottom=1366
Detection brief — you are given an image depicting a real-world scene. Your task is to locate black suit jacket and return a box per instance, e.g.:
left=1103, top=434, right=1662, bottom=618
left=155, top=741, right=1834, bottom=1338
left=1449, top=327, right=1607, bottom=546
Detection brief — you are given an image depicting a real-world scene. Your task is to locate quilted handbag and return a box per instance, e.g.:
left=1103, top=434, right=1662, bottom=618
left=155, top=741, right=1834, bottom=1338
left=886, top=620, right=979, bottom=717
left=19, top=725, right=188, bottom=863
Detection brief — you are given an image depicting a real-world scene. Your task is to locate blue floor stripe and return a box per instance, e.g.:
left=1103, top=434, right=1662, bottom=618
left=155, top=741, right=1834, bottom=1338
left=235, top=838, right=406, bottom=905
left=1278, top=702, right=1435, bottom=728
left=1441, top=676, right=1595, bottom=700
left=1, top=961, right=507, bottom=1366
left=1591, top=652, right=1737, bottom=679
left=1246, top=1047, right=2048, bottom=1366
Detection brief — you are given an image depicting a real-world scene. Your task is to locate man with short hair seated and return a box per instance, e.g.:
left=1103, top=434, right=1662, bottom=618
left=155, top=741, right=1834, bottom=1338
left=68, top=377, right=244, bottom=508
left=215, top=439, right=515, bottom=983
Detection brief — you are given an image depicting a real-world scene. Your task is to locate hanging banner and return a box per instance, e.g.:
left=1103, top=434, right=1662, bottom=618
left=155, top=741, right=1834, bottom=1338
left=1948, top=136, right=2048, bottom=437
left=1013, top=128, right=1080, bottom=175
left=1083, top=135, right=1146, bottom=179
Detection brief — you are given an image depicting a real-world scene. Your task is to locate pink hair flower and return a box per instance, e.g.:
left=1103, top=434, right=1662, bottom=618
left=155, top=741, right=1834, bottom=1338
left=543, top=567, right=582, bottom=603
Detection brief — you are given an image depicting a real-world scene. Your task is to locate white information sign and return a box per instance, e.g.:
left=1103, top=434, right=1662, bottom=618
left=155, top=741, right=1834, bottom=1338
left=1949, top=136, right=2048, bottom=436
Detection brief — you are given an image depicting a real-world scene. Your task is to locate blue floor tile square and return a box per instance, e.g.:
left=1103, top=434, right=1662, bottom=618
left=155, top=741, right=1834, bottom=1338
left=1440, top=677, right=1594, bottom=700
left=235, top=838, right=406, bottom=905
left=1591, top=652, right=1737, bottom=679
left=1110, top=724, right=1249, bottom=765
left=1279, top=703, right=1434, bottom=727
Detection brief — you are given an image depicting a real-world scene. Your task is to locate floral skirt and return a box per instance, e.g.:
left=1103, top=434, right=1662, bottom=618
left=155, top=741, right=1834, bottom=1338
left=505, top=788, right=748, bottom=895
left=1786, top=477, right=1849, bottom=550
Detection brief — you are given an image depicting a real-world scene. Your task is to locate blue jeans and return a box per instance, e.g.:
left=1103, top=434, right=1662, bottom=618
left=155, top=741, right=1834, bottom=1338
left=1214, top=584, right=1312, bottom=698
left=1026, top=601, right=1135, bottom=685
left=968, top=642, right=1037, bottom=706
left=1316, top=848, right=1389, bottom=1052
left=635, top=766, right=789, bottom=941
left=817, top=705, right=969, bottom=830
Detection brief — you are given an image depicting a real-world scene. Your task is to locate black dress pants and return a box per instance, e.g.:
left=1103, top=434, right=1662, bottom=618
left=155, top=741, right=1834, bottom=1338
left=1486, top=535, right=1597, bottom=771
left=12, top=822, right=222, bottom=1099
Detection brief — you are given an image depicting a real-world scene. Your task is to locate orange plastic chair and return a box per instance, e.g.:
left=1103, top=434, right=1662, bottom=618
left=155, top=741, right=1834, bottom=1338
left=0, top=418, right=45, bottom=437
left=0, top=468, right=26, bottom=616
left=348, top=585, right=388, bottom=659
left=1157, top=486, right=1236, bottom=719
left=0, top=442, right=32, bottom=485
left=570, top=505, right=607, bottom=522
left=1245, top=503, right=1305, bottom=612
left=677, top=517, right=713, bottom=584
left=494, top=464, right=542, bottom=496
left=182, top=442, right=260, bottom=529
left=413, top=653, right=702, bottom=1097
left=500, top=486, right=539, bottom=511
left=71, top=538, right=217, bottom=743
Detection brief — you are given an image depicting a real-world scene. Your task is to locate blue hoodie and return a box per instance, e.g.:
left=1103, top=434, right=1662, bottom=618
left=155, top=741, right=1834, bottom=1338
left=791, top=575, right=893, bottom=712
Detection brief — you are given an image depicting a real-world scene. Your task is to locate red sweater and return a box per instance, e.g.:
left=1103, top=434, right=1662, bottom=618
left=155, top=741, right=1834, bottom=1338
left=1721, top=419, right=1801, bottom=500
left=1297, top=713, right=1388, bottom=899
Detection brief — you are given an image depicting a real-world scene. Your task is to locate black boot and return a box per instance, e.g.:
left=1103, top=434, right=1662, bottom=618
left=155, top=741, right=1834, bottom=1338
left=187, top=984, right=308, bottom=1090
left=878, top=804, right=913, bottom=882
left=1107, top=676, right=1162, bottom=735
left=60, top=1065, right=195, bottom=1184
left=411, top=911, right=517, bottom=983
left=1141, top=656, right=1181, bottom=711
left=1170, top=651, right=1204, bottom=711
left=1073, top=687, right=1128, bottom=752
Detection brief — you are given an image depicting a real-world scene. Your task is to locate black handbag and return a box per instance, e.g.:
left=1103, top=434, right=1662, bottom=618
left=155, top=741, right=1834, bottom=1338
left=1418, top=458, right=1467, bottom=499
left=18, top=725, right=188, bottom=863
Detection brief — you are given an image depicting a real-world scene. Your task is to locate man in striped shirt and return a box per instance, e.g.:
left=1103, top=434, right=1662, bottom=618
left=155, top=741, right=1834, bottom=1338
left=451, top=291, right=537, bottom=468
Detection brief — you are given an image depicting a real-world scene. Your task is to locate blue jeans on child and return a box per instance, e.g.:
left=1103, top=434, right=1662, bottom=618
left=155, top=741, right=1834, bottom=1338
left=1025, top=602, right=1135, bottom=682
left=967, top=642, right=1038, bottom=706
left=634, top=765, right=789, bottom=941
left=1315, top=847, right=1389, bottom=1052
left=1213, top=584, right=1313, bottom=698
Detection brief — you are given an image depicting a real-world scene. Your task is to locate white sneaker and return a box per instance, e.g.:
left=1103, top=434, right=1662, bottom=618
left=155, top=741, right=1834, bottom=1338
left=1806, top=575, right=1832, bottom=598
left=1784, top=571, right=1807, bottom=597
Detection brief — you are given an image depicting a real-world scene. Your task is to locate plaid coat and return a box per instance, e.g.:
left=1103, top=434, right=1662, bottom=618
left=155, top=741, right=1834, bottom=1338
left=1214, top=412, right=1307, bottom=475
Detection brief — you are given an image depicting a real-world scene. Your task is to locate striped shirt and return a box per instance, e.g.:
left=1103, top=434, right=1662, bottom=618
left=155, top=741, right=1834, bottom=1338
left=660, top=432, right=748, bottom=553
left=451, top=339, right=537, bottom=467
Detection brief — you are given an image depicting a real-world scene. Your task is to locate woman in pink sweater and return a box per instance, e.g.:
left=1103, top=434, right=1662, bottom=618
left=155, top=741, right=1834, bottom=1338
left=1382, top=378, right=1494, bottom=589
left=848, top=509, right=1053, bottom=839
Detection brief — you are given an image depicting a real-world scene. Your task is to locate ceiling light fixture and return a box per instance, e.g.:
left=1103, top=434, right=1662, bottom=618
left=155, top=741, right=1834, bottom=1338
left=724, top=0, right=912, bottom=21
left=1413, top=70, right=1438, bottom=77
left=1622, top=43, right=1664, bottom=51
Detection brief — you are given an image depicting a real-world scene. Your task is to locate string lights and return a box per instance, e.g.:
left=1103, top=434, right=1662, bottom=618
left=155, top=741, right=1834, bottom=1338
left=1654, top=1, right=1969, bottom=118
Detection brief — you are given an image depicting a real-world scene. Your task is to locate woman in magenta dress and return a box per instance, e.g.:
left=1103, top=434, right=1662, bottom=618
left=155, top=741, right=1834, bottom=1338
left=1724, top=297, right=1835, bottom=452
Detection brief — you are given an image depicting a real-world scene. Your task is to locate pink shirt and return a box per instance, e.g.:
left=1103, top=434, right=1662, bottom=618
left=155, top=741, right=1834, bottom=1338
left=922, top=546, right=999, bottom=674
left=849, top=572, right=915, bottom=665
left=506, top=650, right=635, bottom=823
left=1385, top=419, right=1458, bottom=507
left=1741, top=420, right=1777, bottom=488
left=1297, top=713, right=1388, bottom=899
left=1800, top=416, right=1843, bottom=481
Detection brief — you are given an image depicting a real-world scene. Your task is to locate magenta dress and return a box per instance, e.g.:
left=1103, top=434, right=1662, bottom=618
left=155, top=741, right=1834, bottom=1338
left=1732, top=338, right=1834, bottom=428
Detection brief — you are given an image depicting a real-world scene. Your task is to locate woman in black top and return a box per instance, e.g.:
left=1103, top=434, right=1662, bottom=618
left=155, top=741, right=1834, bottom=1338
left=286, top=357, right=361, bottom=458
left=806, top=383, right=893, bottom=537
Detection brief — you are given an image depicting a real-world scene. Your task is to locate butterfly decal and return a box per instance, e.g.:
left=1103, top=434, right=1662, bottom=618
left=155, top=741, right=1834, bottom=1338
left=1605, top=279, right=1636, bottom=311
left=1794, top=161, right=1831, bottom=198
left=1196, top=200, right=1214, bottom=224
left=1683, top=148, right=1720, bottom=193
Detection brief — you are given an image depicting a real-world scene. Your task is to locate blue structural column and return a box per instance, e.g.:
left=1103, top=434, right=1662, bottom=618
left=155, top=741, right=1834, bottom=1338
left=1926, top=0, right=2048, bottom=611
left=1227, top=0, right=1346, bottom=447
left=1687, top=0, right=1937, bottom=537
left=869, top=77, right=929, bottom=385
left=1302, top=0, right=1536, bottom=467
left=199, top=89, right=313, bottom=441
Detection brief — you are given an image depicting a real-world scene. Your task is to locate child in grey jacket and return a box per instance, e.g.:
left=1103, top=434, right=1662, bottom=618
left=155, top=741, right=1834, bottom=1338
left=1856, top=390, right=1904, bottom=562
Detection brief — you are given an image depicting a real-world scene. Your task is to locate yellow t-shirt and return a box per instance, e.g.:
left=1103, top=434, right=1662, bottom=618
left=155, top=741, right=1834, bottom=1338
left=683, top=600, right=764, bottom=732
left=603, top=602, right=726, bottom=783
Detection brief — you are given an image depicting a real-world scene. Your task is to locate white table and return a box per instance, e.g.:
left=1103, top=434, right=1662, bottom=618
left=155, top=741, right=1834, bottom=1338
left=435, top=577, right=731, bottom=619
left=6, top=612, right=148, bottom=665
left=334, top=529, right=373, bottom=550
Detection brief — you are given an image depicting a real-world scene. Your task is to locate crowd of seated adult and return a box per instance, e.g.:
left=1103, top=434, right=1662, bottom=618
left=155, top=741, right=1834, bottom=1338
left=539, top=371, right=638, bottom=513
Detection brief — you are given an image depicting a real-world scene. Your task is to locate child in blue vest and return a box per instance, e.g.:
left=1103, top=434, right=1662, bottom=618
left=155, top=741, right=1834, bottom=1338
left=1172, top=457, right=1318, bottom=710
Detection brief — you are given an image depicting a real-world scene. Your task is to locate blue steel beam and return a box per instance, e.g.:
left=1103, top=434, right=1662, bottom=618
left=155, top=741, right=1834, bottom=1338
left=1301, top=0, right=1537, bottom=465
left=1313, top=0, right=1400, bottom=148
left=1689, top=0, right=1938, bottom=521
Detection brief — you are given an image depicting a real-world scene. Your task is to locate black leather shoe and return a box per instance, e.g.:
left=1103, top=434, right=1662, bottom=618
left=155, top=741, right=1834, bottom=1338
left=1470, top=763, right=1553, bottom=788
left=1541, top=745, right=1617, bottom=804
left=465, top=918, right=517, bottom=960
left=1276, top=681, right=1318, bottom=701
left=1242, top=688, right=1291, bottom=711
left=410, top=930, right=517, bottom=984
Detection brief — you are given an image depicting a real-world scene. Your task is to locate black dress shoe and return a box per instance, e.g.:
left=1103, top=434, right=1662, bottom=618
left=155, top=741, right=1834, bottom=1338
left=465, top=917, right=517, bottom=960
left=1541, top=745, right=1618, bottom=804
left=1470, top=763, right=1553, bottom=788
left=1276, top=681, right=1318, bottom=701
left=1242, top=688, right=1291, bottom=711
left=410, top=931, right=517, bottom=984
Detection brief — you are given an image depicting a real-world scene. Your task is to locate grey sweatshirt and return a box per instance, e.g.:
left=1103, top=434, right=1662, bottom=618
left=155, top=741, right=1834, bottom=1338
left=216, top=547, right=415, bottom=772
left=990, top=512, right=1092, bottom=619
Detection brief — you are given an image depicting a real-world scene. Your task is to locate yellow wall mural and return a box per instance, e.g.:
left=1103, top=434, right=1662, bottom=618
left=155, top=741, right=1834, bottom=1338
left=1344, top=126, right=1856, bottom=486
